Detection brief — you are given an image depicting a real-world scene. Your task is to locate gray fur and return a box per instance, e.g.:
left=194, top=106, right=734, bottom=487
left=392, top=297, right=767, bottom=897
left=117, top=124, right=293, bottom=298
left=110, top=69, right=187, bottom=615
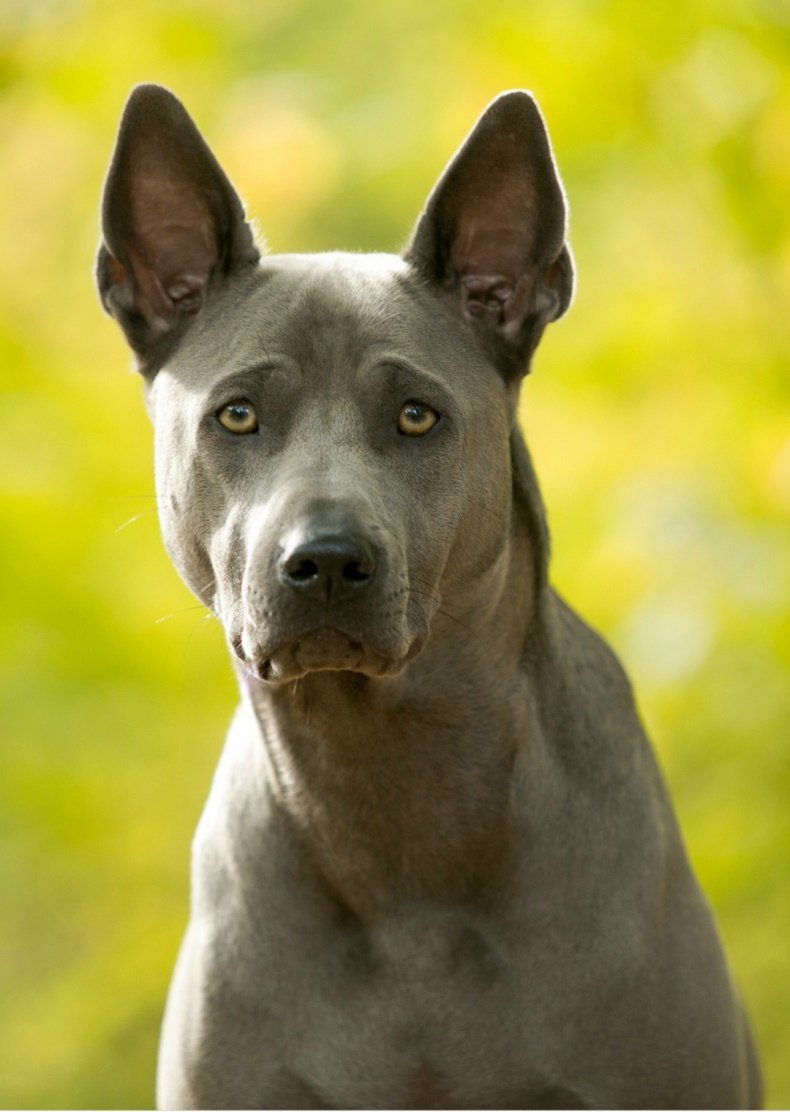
left=97, top=84, right=761, bottom=1109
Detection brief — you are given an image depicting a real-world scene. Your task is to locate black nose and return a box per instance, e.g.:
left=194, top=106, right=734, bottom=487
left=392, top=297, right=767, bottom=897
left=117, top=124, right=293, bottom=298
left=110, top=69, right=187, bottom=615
left=279, top=532, right=378, bottom=602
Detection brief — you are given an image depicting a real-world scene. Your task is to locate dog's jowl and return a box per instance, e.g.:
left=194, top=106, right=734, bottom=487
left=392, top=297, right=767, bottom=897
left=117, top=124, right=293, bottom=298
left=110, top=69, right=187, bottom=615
left=97, top=85, right=761, bottom=1110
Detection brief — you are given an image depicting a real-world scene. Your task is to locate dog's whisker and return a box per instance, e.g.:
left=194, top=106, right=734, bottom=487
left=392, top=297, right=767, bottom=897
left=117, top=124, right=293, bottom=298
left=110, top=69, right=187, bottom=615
left=114, top=492, right=165, bottom=500
left=435, top=608, right=473, bottom=634
left=184, top=611, right=217, bottom=644
left=154, top=604, right=211, bottom=625
left=115, top=508, right=158, bottom=533
left=407, top=587, right=472, bottom=634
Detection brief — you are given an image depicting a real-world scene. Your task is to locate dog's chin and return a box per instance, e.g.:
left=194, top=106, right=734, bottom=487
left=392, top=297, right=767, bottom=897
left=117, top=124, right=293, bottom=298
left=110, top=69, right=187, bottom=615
left=238, top=627, right=425, bottom=685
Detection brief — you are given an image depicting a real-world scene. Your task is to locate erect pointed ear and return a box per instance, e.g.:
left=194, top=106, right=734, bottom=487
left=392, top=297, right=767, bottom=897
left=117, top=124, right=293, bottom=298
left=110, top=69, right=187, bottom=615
left=404, top=91, right=574, bottom=379
left=96, top=84, right=260, bottom=373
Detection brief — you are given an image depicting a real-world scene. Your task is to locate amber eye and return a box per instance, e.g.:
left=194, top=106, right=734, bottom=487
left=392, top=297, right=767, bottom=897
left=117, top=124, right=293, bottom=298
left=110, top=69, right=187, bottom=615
left=217, top=399, right=258, bottom=435
left=397, top=400, right=439, bottom=437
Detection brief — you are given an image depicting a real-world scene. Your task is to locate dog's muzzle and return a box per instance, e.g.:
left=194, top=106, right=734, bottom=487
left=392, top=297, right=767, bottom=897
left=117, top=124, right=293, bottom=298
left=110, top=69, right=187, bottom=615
left=230, top=519, right=428, bottom=684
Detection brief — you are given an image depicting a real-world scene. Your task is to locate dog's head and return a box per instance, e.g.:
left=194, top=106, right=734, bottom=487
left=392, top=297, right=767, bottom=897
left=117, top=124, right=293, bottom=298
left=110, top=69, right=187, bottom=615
left=97, top=85, right=572, bottom=684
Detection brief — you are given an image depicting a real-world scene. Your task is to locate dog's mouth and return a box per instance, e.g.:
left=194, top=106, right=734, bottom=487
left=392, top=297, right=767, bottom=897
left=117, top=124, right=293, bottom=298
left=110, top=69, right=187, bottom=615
left=231, top=627, right=425, bottom=684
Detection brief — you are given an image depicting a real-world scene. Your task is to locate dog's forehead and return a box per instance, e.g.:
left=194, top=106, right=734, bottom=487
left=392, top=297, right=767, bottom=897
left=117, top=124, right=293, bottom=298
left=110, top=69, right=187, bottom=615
left=254, top=251, right=413, bottom=353
left=164, top=249, right=491, bottom=398
left=262, top=250, right=408, bottom=286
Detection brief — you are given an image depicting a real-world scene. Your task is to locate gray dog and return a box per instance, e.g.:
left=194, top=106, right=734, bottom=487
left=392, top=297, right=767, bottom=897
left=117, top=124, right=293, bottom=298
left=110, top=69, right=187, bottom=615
left=97, top=85, right=761, bottom=1109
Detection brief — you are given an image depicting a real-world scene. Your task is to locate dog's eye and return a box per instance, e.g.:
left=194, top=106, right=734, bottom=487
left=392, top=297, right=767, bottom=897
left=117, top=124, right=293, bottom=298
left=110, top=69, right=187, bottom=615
left=217, top=399, right=258, bottom=435
left=397, top=401, right=439, bottom=437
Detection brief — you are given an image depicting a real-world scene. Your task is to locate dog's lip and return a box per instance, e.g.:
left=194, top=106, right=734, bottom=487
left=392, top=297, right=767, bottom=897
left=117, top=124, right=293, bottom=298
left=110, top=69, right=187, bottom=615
left=291, top=627, right=366, bottom=671
left=233, top=626, right=425, bottom=684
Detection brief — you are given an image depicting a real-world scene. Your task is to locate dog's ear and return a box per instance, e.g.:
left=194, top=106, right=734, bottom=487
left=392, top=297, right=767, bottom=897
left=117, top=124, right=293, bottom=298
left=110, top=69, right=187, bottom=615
left=404, top=91, right=573, bottom=379
left=96, top=84, right=259, bottom=373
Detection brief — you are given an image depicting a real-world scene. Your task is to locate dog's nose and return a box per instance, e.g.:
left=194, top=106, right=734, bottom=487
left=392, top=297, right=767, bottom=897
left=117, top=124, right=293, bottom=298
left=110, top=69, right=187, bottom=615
left=279, top=532, right=378, bottom=601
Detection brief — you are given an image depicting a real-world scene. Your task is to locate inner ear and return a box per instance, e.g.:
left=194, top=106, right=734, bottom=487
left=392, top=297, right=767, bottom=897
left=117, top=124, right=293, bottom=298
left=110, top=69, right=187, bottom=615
left=405, top=91, right=574, bottom=374
left=123, top=151, right=220, bottom=317
left=449, top=162, right=541, bottom=340
left=97, top=84, right=259, bottom=371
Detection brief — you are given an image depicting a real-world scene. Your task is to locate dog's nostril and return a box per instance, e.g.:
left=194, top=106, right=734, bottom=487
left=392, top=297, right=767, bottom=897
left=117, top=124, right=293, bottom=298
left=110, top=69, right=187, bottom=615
left=343, top=560, right=372, bottom=583
left=288, top=558, right=319, bottom=583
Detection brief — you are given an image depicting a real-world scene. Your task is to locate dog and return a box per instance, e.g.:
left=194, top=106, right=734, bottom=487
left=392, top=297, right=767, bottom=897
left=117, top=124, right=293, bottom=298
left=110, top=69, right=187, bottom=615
left=97, top=84, right=761, bottom=1109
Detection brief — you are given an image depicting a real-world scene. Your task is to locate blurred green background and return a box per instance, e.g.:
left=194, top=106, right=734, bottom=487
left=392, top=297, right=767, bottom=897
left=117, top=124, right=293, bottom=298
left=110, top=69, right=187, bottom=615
left=1, top=0, right=788, bottom=1107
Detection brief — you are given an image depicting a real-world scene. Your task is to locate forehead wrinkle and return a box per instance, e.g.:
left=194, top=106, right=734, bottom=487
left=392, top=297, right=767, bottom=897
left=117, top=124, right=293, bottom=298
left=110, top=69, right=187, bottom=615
left=267, top=263, right=403, bottom=383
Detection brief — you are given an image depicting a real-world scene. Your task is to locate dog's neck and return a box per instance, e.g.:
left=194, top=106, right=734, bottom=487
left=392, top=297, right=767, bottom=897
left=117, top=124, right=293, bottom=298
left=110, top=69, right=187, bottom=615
left=238, top=473, right=548, bottom=918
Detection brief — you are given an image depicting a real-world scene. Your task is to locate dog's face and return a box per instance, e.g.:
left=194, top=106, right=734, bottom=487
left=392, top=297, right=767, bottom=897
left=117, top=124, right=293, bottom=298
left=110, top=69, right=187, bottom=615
left=97, top=86, right=572, bottom=683
left=148, top=253, right=517, bottom=682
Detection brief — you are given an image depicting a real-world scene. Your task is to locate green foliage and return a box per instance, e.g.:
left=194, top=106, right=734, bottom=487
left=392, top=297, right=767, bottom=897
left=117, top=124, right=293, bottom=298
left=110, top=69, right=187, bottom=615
left=1, top=1, right=787, bottom=1105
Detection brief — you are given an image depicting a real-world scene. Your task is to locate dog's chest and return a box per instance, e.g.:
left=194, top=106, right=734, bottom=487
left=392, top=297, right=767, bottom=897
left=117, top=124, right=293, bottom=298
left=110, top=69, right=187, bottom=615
left=281, top=912, right=556, bottom=1108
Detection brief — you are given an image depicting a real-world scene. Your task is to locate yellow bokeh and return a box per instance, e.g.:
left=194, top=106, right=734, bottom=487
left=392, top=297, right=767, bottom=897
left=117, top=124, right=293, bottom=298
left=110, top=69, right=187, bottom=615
left=1, top=1, right=788, bottom=1107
